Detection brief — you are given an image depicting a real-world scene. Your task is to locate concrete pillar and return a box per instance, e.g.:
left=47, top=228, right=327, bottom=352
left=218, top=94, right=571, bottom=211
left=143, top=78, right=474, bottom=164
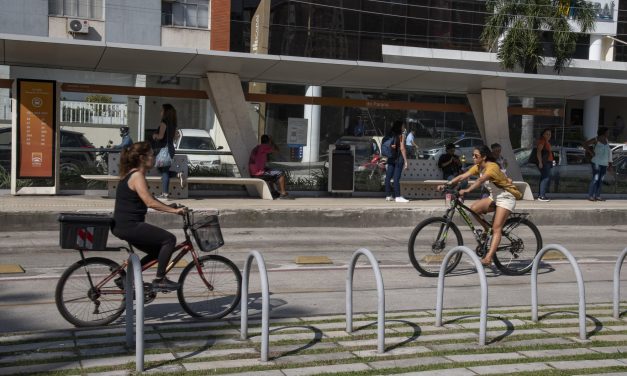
left=204, top=72, right=258, bottom=178
left=584, top=35, right=603, bottom=140
left=583, top=95, right=600, bottom=139
left=477, top=89, right=522, bottom=181
left=302, top=85, right=321, bottom=162
left=466, top=93, right=485, bottom=141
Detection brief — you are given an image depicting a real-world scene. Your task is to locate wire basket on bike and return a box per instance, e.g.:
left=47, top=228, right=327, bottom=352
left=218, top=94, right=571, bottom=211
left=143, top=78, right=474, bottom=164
left=191, top=213, right=224, bottom=252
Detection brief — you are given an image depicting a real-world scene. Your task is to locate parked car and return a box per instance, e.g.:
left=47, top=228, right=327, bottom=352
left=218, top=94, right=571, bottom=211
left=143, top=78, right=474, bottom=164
left=418, top=136, right=484, bottom=161
left=173, top=129, right=222, bottom=170
left=0, top=127, right=96, bottom=173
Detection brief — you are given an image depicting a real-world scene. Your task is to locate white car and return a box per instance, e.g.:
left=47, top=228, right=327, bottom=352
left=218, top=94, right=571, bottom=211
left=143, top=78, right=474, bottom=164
left=419, top=136, right=484, bottom=161
left=174, top=129, right=222, bottom=170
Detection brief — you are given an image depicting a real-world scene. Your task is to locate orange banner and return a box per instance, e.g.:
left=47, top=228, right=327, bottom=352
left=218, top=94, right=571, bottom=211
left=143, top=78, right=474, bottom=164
left=18, top=80, right=56, bottom=178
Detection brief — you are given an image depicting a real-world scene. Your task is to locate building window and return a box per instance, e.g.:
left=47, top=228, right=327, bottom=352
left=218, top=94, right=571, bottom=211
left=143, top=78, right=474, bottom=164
left=162, top=0, right=209, bottom=29
left=49, top=0, right=104, bottom=20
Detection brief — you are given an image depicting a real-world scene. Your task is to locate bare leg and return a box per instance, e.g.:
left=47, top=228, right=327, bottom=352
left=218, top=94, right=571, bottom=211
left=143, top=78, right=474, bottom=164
left=481, top=206, right=510, bottom=265
left=278, top=175, right=288, bottom=195
left=470, top=198, right=495, bottom=230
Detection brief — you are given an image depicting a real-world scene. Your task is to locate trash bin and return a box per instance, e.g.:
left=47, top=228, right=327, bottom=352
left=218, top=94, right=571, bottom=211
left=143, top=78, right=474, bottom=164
left=328, top=144, right=355, bottom=193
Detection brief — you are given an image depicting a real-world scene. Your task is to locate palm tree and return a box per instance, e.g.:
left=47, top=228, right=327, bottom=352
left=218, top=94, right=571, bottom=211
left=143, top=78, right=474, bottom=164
left=481, top=0, right=596, bottom=148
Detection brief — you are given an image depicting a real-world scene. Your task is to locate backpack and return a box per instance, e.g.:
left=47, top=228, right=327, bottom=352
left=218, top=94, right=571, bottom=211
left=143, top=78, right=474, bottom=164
left=381, top=135, right=397, bottom=158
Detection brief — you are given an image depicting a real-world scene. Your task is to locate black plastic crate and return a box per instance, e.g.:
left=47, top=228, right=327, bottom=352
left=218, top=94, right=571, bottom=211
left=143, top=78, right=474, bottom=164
left=191, top=214, right=224, bottom=252
left=58, top=213, right=113, bottom=251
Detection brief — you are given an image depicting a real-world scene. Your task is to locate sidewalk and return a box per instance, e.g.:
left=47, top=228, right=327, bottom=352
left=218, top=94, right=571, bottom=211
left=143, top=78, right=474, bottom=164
left=1, top=193, right=627, bottom=230
left=0, top=303, right=626, bottom=375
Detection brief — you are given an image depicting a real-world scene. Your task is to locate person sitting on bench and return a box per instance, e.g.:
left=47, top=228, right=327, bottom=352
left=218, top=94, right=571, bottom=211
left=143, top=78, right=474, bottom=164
left=248, top=134, right=293, bottom=200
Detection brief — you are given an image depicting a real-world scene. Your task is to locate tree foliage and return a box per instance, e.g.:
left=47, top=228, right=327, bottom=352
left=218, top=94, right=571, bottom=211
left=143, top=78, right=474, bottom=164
left=481, top=0, right=596, bottom=74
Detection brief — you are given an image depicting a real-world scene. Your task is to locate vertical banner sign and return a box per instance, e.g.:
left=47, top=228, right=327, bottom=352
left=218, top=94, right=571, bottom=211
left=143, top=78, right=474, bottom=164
left=17, top=80, right=56, bottom=178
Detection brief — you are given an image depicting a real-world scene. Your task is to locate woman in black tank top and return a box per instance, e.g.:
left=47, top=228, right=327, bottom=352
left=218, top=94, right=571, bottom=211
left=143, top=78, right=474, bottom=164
left=111, top=141, right=185, bottom=291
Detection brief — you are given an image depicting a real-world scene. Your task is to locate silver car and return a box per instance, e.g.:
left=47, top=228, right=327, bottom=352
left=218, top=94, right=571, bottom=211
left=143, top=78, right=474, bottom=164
left=419, top=137, right=484, bottom=161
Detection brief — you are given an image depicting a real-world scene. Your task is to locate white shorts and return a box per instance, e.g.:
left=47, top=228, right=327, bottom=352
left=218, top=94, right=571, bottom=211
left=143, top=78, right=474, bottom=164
left=492, top=191, right=516, bottom=212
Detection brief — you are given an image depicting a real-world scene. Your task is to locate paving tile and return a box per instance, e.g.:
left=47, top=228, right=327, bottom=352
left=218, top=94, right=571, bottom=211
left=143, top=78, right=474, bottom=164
left=574, top=373, right=627, bottom=376
left=548, top=359, right=625, bottom=370
left=519, top=348, right=596, bottom=358
left=0, top=332, right=72, bottom=344
left=323, top=328, right=400, bottom=339
left=270, top=342, right=339, bottom=354
left=227, top=371, right=285, bottom=376
left=457, top=319, right=527, bottom=329
left=0, top=361, right=80, bottom=375
left=468, top=362, right=551, bottom=374
left=368, top=355, right=451, bottom=370
left=273, top=351, right=355, bottom=364
left=159, top=328, right=239, bottom=339
left=174, top=347, right=257, bottom=359
left=446, top=351, right=524, bottom=362
left=338, top=331, right=476, bottom=348
left=165, top=337, right=242, bottom=348
left=183, top=358, right=263, bottom=371
left=281, top=363, right=371, bottom=376
left=79, top=346, right=127, bottom=357
left=353, top=345, right=431, bottom=358
left=143, top=364, right=186, bottom=374
left=157, top=321, right=233, bottom=331
left=0, top=339, right=75, bottom=354
left=0, top=350, right=76, bottom=364
left=379, top=311, right=432, bottom=319
left=497, top=337, right=574, bottom=348
left=81, top=355, right=134, bottom=368
left=250, top=332, right=322, bottom=343
left=76, top=328, right=127, bottom=337
left=86, top=371, right=131, bottom=376
left=591, top=345, right=627, bottom=353
left=394, top=367, right=476, bottom=376
left=590, top=334, right=627, bottom=342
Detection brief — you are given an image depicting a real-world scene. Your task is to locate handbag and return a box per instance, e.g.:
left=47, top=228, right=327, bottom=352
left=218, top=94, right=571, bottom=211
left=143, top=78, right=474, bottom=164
left=154, top=124, right=172, bottom=168
left=527, top=147, right=548, bottom=165
left=155, top=146, right=172, bottom=168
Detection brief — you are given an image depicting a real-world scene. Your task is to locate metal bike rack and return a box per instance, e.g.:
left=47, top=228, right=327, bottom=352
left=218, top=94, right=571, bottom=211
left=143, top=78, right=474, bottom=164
left=531, top=244, right=587, bottom=340
left=435, top=246, right=488, bottom=346
left=240, top=250, right=270, bottom=362
left=346, top=248, right=385, bottom=354
left=125, top=253, right=144, bottom=372
left=613, top=247, right=627, bottom=319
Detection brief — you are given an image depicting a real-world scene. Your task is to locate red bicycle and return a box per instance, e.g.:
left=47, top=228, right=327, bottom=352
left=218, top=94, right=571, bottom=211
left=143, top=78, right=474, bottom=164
left=55, top=208, right=241, bottom=327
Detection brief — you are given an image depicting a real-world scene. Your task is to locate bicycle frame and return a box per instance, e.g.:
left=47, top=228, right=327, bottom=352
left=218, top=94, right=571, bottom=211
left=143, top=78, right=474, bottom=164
left=77, top=209, right=215, bottom=295
left=443, top=196, right=492, bottom=243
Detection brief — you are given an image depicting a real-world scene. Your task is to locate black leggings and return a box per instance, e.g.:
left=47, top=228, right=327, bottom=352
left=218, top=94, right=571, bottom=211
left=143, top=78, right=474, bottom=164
left=111, top=222, right=176, bottom=278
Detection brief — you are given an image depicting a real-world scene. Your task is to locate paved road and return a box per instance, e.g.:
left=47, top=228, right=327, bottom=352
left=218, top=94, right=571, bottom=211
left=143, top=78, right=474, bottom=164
left=1, top=225, right=626, bottom=333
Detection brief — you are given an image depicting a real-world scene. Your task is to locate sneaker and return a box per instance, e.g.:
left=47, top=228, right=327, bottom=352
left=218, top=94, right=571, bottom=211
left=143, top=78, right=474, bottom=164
left=395, top=196, right=410, bottom=203
left=537, top=196, right=550, bottom=202
left=151, top=278, right=180, bottom=292
left=271, top=191, right=281, bottom=199
left=596, top=197, right=606, bottom=201
left=385, top=196, right=393, bottom=201
left=177, top=172, right=185, bottom=188
left=157, top=193, right=171, bottom=201
left=278, top=193, right=295, bottom=200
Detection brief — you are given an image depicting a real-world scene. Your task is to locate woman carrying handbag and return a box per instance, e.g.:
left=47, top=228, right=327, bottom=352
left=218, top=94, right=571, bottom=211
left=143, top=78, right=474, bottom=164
left=152, top=103, right=177, bottom=200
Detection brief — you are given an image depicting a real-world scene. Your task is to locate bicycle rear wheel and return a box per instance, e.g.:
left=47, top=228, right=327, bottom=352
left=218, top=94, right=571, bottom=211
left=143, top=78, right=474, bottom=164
left=408, top=217, right=463, bottom=277
left=55, top=257, right=126, bottom=327
left=494, top=218, right=542, bottom=275
left=178, top=255, right=242, bottom=319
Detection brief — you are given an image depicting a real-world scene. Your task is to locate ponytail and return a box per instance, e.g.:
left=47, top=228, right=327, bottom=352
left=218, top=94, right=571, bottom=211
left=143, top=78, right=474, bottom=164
left=476, top=145, right=496, bottom=163
left=119, top=141, right=152, bottom=177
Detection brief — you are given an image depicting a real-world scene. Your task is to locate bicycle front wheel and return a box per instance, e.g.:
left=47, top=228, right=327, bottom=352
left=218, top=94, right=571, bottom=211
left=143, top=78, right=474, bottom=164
left=494, top=218, right=542, bottom=275
left=55, top=257, right=126, bottom=327
left=408, top=217, right=463, bottom=277
left=178, top=255, right=242, bottom=319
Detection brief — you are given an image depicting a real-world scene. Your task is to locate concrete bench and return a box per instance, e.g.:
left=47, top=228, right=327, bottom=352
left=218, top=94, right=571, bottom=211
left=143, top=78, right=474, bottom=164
left=82, top=153, right=273, bottom=200
left=400, top=159, right=534, bottom=200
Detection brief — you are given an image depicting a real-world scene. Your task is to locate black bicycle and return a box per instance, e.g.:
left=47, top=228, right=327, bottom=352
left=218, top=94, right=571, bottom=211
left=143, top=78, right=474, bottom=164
left=408, top=188, right=542, bottom=277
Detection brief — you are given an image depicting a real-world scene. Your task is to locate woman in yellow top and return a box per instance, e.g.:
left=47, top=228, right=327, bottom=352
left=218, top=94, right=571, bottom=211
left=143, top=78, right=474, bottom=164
left=439, top=145, right=522, bottom=266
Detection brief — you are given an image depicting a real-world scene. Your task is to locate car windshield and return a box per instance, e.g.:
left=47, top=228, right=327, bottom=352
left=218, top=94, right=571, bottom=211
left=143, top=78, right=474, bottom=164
left=179, top=136, right=216, bottom=150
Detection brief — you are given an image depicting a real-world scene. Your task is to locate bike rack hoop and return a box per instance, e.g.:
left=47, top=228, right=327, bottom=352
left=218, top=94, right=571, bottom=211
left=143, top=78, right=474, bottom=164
left=345, top=248, right=386, bottom=354
left=240, top=250, right=270, bottom=362
left=125, top=253, right=144, bottom=372
left=435, top=246, right=488, bottom=346
left=613, top=247, right=627, bottom=319
left=531, top=244, right=586, bottom=340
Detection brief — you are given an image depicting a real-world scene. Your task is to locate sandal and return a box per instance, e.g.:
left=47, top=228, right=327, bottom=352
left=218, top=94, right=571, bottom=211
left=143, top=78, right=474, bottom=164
left=480, top=259, right=492, bottom=267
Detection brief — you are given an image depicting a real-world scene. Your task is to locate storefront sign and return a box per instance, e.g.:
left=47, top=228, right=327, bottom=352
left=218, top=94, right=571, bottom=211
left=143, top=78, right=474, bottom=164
left=287, top=118, right=308, bottom=147
left=591, top=0, right=615, bottom=21
left=17, top=80, right=56, bottom=178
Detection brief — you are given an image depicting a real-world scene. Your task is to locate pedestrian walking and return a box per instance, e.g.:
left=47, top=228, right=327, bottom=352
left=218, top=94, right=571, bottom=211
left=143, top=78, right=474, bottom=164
left=152, top=104, right=177, bottom=200
left=584, top=127, right=612, bottom=201
left=384, top=120, right=409, bottom=202
left=534, top=128, right=554, bottom=202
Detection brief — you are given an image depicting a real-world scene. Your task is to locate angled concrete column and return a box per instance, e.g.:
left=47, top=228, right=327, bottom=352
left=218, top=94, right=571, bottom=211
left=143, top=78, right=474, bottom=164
left=467, top=93, right=486, bottom=141
left=477, top=89, right=522, bottom=181
left=205, top=73, right=258, bottom=178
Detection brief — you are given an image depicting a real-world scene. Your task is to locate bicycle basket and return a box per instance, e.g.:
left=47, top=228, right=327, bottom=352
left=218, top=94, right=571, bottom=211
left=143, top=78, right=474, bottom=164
left=191, top=214, right=224, bottom=252
left=58, top=213, right=113, bottom=251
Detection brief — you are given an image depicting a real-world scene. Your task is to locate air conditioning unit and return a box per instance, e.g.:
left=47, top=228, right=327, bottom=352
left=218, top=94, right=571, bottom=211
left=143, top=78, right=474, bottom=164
left=67, top=19, right=89, bottom=34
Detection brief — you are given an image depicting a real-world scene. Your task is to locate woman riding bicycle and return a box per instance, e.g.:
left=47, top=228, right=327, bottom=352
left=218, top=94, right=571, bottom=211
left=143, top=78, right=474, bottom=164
left=111, top=141, right=186, bottom=291
left=438, top=145, right=522, bottom=266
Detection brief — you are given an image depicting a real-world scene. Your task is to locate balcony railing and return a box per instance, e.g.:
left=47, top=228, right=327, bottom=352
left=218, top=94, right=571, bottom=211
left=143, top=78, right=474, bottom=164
left=61, top=101, right=127, bottom=125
